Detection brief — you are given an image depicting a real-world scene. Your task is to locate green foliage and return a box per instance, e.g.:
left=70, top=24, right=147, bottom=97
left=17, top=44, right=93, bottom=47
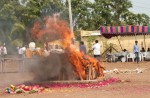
left=70, top=0, right=94, bottom=30
left=87, top=36, right=96, bottom=55
left=0, top=0, right=66, bottom=53
left=74, top=30, right=81, bottom=41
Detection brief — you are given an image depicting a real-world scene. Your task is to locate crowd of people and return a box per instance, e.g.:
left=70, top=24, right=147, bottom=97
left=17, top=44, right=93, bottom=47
left=79, top=40, right=150, bottom=63
left=134, top=41, right=150, bottom=63
left=1, top=40, right=150, bottom=63
left=0, top=43, right=27, bottom=59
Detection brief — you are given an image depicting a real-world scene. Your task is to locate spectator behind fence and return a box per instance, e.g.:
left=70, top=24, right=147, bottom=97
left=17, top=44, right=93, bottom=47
left=79, top=41, right=86, bottom=54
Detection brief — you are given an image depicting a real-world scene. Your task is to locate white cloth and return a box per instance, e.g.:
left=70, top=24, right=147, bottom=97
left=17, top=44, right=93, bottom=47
left=18, top=48, right=23, bottom=54
left=3, top=46, right=7, bottom=54
left=92, top=43, right=101, bottom=55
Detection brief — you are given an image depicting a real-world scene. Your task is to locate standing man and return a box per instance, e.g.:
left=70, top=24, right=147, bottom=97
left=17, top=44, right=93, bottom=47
left=79, top=41, right=86, bottom=54
left=92, top=40, right=101, bottom=61
left=133, top=41, right=140, bottom=63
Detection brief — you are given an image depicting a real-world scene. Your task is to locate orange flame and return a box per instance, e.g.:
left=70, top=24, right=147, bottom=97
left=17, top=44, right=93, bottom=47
left=31, top=15, right=104, bottom=80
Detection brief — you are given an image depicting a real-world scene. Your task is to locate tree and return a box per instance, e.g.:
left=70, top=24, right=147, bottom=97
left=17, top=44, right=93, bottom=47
left=110, top=0, right=132, bottom=25
left=91, top=0, right=133, bottom=26
left=20, top=0, right=66, bottom=43
left=92, top=0, right=113, bottom=27
left=124, top=12, right=136, bottom=25
left=69, top=0, right=93, bottom=30
left=0, top=0, right=66, bottom=43
left=140, top=14, right=150, bottom=25
left=0, top=0, right=22, bottom=45
left=0, top=0, right=67, bottom=54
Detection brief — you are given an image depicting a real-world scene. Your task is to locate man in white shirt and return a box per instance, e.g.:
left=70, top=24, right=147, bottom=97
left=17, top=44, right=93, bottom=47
left=92, top=40, right=101, bottom=61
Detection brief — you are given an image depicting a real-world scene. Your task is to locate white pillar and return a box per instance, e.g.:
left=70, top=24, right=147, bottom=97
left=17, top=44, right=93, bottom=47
left=68, top=0, right=73, bottom=32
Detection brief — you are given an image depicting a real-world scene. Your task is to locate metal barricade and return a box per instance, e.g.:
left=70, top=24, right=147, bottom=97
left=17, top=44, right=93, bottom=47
left=0, top=58, right=25, bottom=73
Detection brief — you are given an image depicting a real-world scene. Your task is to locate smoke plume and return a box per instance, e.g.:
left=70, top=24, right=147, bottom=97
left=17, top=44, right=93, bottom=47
left=28, top=53, right=75, bottom=81
left=29, top=15, right=76, bottom=82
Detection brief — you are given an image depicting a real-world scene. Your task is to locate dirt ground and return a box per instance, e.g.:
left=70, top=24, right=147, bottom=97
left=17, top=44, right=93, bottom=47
left=0, top=61, right=150, bottom=98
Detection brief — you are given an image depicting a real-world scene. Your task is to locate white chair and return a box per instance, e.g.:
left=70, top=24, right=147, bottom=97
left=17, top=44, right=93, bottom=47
left=126, top=53, right=135, bottom=62
left=121, top=57, right=126, bottom=62
left=141, top=52, right=148, bottom=61
left=145, top=52, right=150, bottom=60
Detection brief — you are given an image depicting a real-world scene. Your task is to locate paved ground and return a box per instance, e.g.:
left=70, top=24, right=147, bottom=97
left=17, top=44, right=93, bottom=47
left=0, top=61, right=150, bottom=98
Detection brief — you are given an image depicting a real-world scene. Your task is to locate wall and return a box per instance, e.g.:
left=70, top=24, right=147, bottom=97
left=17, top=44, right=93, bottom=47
left=81, top=34, right=150, bottom=54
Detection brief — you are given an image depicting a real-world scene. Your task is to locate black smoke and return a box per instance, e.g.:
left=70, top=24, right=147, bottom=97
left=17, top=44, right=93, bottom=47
left=28, top=52, right=76, bottom=82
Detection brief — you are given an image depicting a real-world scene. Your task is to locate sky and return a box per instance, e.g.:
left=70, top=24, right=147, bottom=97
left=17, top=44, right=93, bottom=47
left=129, top=0, right=150, bottom=17
left=90, top=0, right=150, bottom=17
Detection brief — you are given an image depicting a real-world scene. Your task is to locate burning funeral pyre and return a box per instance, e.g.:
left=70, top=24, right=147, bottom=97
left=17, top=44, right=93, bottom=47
left=30, top=14, right=105, bottom=81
